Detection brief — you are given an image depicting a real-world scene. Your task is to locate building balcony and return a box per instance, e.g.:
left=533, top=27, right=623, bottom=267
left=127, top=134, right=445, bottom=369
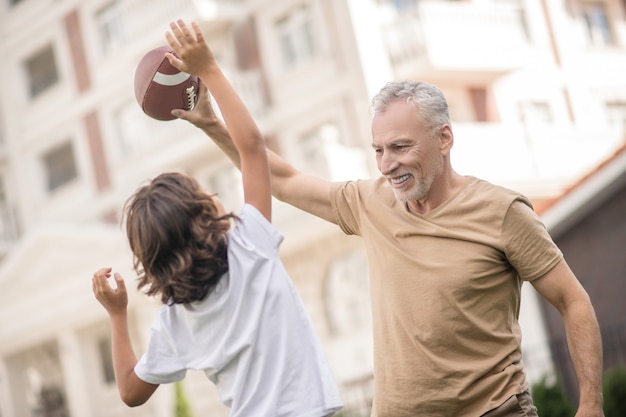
left=0, top=203, right=19, bottom=260
left=228, top=68, right=269, bottom=118
left=194, top=0, right=248, bottom=31
left=380, top=1, right=536, bottom=82
left=451, top=122, right=625, bottom=198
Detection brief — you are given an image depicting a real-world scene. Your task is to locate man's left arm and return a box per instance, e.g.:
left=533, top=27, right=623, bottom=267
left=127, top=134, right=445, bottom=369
left=531, top=259, right=604, bottom=417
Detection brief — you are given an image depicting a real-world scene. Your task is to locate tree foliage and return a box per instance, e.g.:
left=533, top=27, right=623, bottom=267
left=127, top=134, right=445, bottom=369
left=531, top=375, right=575, bottom=417
left=603, top=365, right=626, bottom=417
left=175, top=381, right=194, bottom=417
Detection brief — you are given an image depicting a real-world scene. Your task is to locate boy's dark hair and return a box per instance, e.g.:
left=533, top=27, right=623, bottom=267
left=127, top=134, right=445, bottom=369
left=123, top=172, right=236, bottom=304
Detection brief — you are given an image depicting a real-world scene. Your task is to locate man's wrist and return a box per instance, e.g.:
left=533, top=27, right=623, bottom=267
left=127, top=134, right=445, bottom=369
left=202, top=123, right=230, bottom=141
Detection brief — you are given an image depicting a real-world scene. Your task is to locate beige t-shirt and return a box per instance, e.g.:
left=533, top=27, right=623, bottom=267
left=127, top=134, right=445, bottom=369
left=330, top=176, right=562, bottom=417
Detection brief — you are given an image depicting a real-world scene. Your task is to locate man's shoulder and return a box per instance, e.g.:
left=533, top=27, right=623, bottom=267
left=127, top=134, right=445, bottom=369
left=332, top=176, right=390, bottom=195
left=332, top=177, right=397, bottom=212
left=465, top=176, right=531, bottom=207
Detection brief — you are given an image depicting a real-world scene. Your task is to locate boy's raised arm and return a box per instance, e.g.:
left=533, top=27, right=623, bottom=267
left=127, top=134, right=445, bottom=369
left=165, top=20, right=271, bottom=221
left=167, top=31, right=337, bottom=224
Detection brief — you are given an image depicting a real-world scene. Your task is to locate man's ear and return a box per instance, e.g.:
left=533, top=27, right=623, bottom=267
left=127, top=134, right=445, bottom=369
left=439, top=124, right=454, bottom=155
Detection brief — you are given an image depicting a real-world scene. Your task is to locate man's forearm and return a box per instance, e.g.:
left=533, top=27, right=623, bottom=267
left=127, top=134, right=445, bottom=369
left=201, top=123, right=241, bottom=167
left=201, top=123, right=297, bottom=201
left=564, top=299, right=604, bottom=413
left=199, top=118, right=337, bottom=222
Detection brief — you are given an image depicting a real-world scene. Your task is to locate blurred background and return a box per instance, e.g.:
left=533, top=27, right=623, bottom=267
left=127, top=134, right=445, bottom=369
left=0, top=0, right=625, bottom=416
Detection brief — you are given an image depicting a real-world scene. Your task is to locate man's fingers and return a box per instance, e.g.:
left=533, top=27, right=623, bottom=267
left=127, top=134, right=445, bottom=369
left=171, top=108, right=190, bottom=120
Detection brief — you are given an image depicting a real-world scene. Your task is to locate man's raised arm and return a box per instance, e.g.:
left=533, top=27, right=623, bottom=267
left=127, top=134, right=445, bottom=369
left=172, top=84, right=336, bottom=224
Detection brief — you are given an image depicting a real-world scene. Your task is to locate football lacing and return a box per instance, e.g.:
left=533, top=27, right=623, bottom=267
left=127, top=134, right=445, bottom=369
left=185, top=86, right=197, bottom=111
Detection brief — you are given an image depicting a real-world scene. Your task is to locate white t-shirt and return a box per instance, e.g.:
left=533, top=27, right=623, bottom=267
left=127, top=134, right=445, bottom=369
left=135, top=204, right=343, bottom=417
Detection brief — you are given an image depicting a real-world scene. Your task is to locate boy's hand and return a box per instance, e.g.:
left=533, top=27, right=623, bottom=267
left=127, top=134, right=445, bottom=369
left=164, top=20, right=216, bottom=79
left=92, top=267, right=128, bottom=316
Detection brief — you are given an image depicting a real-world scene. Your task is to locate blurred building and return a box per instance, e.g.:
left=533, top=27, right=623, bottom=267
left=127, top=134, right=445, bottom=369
left=537, top=142, right=626, bottom=401
left=0, top=0, right=624, bottom=416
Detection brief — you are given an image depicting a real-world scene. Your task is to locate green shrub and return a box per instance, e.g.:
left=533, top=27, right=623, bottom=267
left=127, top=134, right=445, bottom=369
left=603, top=365, right=626, bottom=417
left=175, top=381, right=194, bottom=417
left=531, top=375, right=575, bottom=417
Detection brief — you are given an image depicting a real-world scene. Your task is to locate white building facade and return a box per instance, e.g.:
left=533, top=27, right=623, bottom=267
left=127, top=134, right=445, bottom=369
left=0, top=0, right=625, bottom=416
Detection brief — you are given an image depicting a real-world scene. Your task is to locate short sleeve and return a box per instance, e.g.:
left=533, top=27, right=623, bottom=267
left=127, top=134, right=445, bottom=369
left=330, top=181, right=363, bottom=236
left=232, top=204, right=283, bottom=258
left=502, top=199, right=563, bottom=281
left=134, top=321, right=187, bottom=384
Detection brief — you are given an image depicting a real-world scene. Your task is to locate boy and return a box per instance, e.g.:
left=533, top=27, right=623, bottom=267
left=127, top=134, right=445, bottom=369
left=92, top=20, right=343, bottom=417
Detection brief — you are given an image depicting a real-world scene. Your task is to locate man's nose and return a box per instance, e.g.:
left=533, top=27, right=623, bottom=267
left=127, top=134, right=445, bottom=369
left=379, top=152, right=398, bottom=175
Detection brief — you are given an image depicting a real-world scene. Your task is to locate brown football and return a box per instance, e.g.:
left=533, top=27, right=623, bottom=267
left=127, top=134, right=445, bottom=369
left=134, top=46, right=199, bottom=121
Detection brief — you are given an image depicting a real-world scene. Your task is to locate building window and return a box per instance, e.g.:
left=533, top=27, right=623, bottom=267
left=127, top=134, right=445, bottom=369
left=297, top=122, right=368, bottom=181
left=43, top=141, right=78, bottom=192
left=0, top=174, right=19, bottom=243
left=519, top=101, right=553, bottom=124
left=97, top=337, right=116, bottom=384
left=25, top=45, right=59, bottom=98
left=469, top=87, right=488, bottom=122
left=0, top=175, right=10, bottom=240
left=582, top=2, right=614, bottom=46
left=298, top=123, right=339, bottom=179
left=378, top=0, right=416, bottom=13
left=606, top=101, right=626, bottom=129
left=6, top=341, right=70, bottom=417
left=325, top=250, right=371, bottom=336
left=95, top=1, right=125, bottom=54
left=113, top=100, right=152, bottom=157
left=209, top=166, right=243, bottom=214
left=275, top=4, right=317, bottom=69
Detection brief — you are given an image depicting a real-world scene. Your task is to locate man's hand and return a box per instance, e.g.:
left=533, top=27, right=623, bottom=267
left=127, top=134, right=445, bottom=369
left=172, top=82, right=230, bottom=138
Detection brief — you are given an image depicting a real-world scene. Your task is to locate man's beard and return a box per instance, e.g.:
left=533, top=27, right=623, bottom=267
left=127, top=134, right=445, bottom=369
left=393, top=160, right=442, bottom=203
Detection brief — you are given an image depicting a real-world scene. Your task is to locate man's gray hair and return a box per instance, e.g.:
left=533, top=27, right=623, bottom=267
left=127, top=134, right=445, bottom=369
left=371, top=81, right=451, bottom=132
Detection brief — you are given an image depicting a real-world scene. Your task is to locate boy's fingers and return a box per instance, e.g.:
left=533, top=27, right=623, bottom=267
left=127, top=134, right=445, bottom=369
left=96, top=266, right=112, bottom=275
left=192, top=21, right=204, bottom=42
left=165, top=32, right=178, bottom=50
left=177, top=19, right=194, bottom=40
left=114, top=273, right=126, bottom=290
left=164, top=52, right=184, bottom=72
left=170, top=21, right=189, bottom=45
left=92, top=268, right=109, bottom=284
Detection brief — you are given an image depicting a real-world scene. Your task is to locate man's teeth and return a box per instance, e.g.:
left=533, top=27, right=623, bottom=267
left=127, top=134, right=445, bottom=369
left=391, top=174, right=410, bottom=184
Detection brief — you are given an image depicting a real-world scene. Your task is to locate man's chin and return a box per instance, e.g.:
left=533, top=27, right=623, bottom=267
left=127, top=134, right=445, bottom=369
left=393, top=186, right=427, bottom=203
